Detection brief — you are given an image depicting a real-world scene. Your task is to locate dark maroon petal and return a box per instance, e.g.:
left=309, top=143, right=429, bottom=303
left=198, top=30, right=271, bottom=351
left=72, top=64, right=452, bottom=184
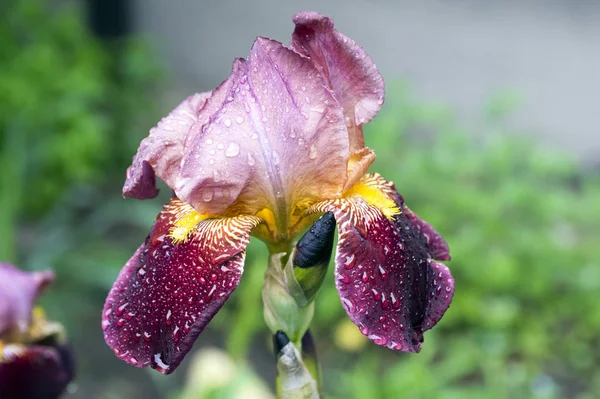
left=360, top=173, right=451, bottom=261
left=102, top=198, right=260, bottom=374
left=402, top=206, right=451, bottom=261
left=291, top=12, right=385, bottom=152
left=0, top=264, right=54, bottom=339
left=0, top=343, right=74, bottom=399
left=311, top=184, right=453, bottom=352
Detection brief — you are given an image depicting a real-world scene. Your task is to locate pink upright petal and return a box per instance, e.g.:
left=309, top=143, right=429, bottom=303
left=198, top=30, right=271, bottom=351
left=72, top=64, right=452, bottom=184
left=292, top=12, right=385, bottom=151
left=0, top=264, right=54, bottom=339
left=177, top=38, right=349, bottom=220
left=310, top=175, right=453, bottom=352
left=102, top=198, right=260, bottom=374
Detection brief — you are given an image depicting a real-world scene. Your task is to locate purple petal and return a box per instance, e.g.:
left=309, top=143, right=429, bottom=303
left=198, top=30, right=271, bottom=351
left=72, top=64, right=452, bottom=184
left=311, top=176, right=453, bottom=352
left=402, top=206, right=451, bottom=261
left=360, top=173, right=450, bottom=261
left=0, top=343, right=74, bottom=399
left=102, top=198, right=260, bottom=374
left=177, top=38, right=349, bottom=217
left=0, top=264, right=54, bottom=339
left=123, top=92, right=211, bottom=199
left=291, top=12, right=385, bottom=151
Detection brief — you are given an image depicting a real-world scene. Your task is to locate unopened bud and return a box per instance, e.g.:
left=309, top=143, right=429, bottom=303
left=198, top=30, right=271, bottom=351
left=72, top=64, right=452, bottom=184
left=284, top=212, right=336, bottom=308
left=273, top=331, right=319, bottom=399
left=263, top=254, right=314, bottom=343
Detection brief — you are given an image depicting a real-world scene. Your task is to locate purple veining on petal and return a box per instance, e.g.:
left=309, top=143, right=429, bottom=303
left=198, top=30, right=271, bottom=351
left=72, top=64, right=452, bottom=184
left=102, top=198, right=260, bottom=374
left=291, top=12, right=385, bottom=151
left=177, top=38, right=349, bottom=217
left=0, top=263, right=54, bottom=339
left=0, top=344, right=74, bottom=399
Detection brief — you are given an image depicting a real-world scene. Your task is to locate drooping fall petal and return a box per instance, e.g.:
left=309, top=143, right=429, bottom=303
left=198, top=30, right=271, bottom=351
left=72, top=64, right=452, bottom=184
left=103, top=198, right=260, bottom=374
left=0, top=264, right=54, bottom=340
left=310, top=174, right=453, bottom=352
left=360, top=173, right=450, bottom=261
left=291, top=12, right=385, bottom=152
left=177, top=37, right=349, bottom=219
left=0, top=343, right=74, bottom=399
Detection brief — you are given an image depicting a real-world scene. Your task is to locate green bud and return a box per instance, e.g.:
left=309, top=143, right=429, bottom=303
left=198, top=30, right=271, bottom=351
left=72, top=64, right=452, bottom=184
left=263, top=253, right=314, bottom=343
left=274, top=331, right=319, bottom=399
left=284, top=212, right=336, bottom=308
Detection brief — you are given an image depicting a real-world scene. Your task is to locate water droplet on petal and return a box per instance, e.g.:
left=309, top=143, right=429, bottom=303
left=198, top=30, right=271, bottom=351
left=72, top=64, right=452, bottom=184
left=341, top=297, right=356, bottom=313
left=225, top=142, right=240, bottom=157
left=202, top=189, right=214, bottom=202
left=209, top=158, right=215, bottom=165
left=272, top=151, right=280, bottom=165
left=235, top=116, right=244, bottom=124
left=224, top=119, right=232, bottom=127
left=247, top=153, right=255, bottom=166
left=309, top=144, right=317, bottom=159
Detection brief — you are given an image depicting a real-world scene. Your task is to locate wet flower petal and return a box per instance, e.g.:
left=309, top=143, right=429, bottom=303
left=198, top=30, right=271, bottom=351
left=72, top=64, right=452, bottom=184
left=123, top=69, right=244, bottom=200
left=310, top=174, right=453, bottom=352
left=292, top=12, right=385, bottom=152
left=360, top=174, right=450, bottom=261
left=123, top=93, right=211, bottom=199
left=0, top=264, right=54, bottom=340
left=343, top=147, right=376, bottom=192
left=177, top=38, right=349, bottom=218
left=103, top=198, right=260, bottom=374
left=0, top=343, right=74, bottom=399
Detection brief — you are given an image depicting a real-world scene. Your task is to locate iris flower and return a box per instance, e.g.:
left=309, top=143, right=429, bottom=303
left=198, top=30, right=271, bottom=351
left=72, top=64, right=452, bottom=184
left=0, top=263, right=73, bottom=399
left=103, top=12, right=454, bottom=375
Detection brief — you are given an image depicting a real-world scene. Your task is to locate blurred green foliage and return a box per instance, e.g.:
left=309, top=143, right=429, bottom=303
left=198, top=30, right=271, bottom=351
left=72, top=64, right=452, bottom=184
left=4, top=2, right=599, bottom=397
left=0, top=0, right=161, bottom=261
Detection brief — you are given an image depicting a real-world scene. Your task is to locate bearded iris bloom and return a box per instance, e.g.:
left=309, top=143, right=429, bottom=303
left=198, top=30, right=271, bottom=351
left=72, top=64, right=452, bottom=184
left=0, top=264, right=74, bottom=399
left=103, top=12, right=454, bottom=376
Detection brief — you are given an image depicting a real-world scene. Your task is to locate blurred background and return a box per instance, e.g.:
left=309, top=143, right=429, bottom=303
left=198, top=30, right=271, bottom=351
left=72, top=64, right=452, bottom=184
left=1, top=0, right=599, bottom=398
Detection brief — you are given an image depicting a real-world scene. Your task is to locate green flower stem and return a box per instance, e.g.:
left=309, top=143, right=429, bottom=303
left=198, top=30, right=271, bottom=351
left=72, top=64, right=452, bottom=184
left=263, top=252, right=322, bottom=398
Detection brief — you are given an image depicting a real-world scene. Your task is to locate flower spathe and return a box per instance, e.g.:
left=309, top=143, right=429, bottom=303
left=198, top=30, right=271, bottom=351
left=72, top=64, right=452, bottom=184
left=104, top=11, right=454, bottom=374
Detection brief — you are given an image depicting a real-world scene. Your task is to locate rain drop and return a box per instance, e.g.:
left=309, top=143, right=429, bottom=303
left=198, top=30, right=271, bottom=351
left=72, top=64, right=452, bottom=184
left=202, top=190, right=214, bottom=202
left=341, top=297, right=356, bottom=313
left=309, top=144, right=317, bottom=159
left=247, top=153, right=256, bottom=166
left=235, top=116, right=244, bottom=124
left=225, top=143, right=240, bottom=157
left=272, top=151, right=280, bottom=165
